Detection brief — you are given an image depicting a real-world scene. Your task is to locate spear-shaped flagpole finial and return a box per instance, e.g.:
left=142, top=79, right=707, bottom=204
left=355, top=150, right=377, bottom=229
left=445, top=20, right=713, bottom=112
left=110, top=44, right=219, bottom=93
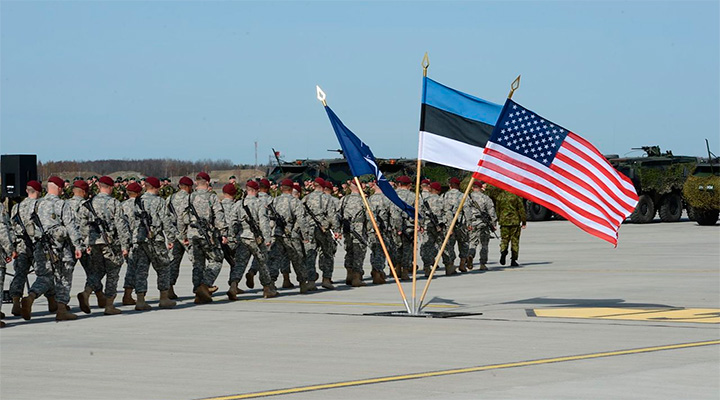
left=422, top=52, right=430, bottom=77
left=316, top=85, right=327, bottom=106
left=508, top=75, right=521, bottom=99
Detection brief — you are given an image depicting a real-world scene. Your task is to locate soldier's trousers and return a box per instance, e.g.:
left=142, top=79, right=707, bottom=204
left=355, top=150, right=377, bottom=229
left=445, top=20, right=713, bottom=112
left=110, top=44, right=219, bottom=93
left=499, top=225, right=521, bottom=260
left=10, top=250, right=33, bottom=298
left=420, top=227, right=443, bottom=267
left=444, top=224, right=469, bottom=263
left=233, top=238, right=272, bottom=287
left=343, top=236, right=367, bottom=274
left=89, top=244, right=124, bottom=298
left=76, top=251, right=103, bottom=293
left=190, top=238, right=224, bottom=290
left=123, top=247, right=138, bottom=290
left=468, top=227, right=492, bottom=264
left=168, top=239, right=187, bottom=286
left=305, top=228, right=336, bottom=279
left=369, top=230, right=393, bottom=272
left=134, top=241, right=171, bottom=293
left=0, top=263, right=5, bottom=306
left=268, top=236, right=306, bottom=282
left=391, top=232, right=413, bottom=271
left=28, top=245, right=74, bottom=304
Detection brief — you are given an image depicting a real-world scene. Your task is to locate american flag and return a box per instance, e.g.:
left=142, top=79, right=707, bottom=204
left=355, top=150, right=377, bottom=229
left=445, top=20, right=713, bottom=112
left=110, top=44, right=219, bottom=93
left=473, top=99, right=639, bottom=246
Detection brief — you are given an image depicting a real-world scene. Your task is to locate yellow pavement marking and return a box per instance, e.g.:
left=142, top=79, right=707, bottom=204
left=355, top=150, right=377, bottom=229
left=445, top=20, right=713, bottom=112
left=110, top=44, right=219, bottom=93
left=533, top=307, right=720, bottom=323
left=246, top=299, right=458, bottom=309
left=198, top=340, right=720, bottom=400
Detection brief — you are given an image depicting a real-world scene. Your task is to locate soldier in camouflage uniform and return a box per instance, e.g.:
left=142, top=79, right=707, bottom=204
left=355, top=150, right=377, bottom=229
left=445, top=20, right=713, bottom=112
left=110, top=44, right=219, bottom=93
left=442, top=177, right=473, bottom=275
left=496, top=190, right=526, bottom=267
left=389, top=176, right=415, bottom=280
left=0, top=201, right=17, bottom=328
left=467, top=181, right=497, bottom=271
left=366, top=180, right=391, bottom=284
left=219, top=183, right=242, bottom=300
left=339, top=180, right=369, bottom=287
left=229, top=180, right=277, bottom=298
left=302, top=178, right=341, bottom=290
left=266, top=179, right=309, bottom=292
left=420, top=182, right=445, bottom=277
left=76, top=176, right=131, bottom=315
left=9, top=181, right=42, bottom=316
left=165, top=176, right=194, bottom=299
left=245, top=178, right=272, bottom=289
left=179, top=172, right=228, bottom=304
left=120, top=183, right=142, bottom=306
left=21, top=177, right=84, bottom=321
left=130, top=177, right=178, bottom=310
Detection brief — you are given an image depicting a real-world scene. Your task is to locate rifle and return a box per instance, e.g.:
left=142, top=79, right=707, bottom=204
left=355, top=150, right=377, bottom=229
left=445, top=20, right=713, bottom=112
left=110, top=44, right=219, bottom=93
left=82, top=199, right=118, bottom=257
left=339, top=198, right=369, bottom=247
left=268, top=199, right=306, bottom=258
left=29, top=212, right=62, bottom=272
left=12, top=213, right=34, bottom=253
left=468, top=195, right=499, bottom=239
left=188, top=200, right=219, bottom=247
left=241, top=199, right=265, bottom=245
left=302, top=199, right=339, bottom=244
left=420, top=193, right=443, bottom=233
left=134, top=197, right=154, bottom=241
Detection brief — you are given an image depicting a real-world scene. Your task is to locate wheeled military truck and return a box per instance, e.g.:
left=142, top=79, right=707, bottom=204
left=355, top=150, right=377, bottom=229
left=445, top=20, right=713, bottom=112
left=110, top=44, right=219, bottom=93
left=683, top=153, right=719, bottom=226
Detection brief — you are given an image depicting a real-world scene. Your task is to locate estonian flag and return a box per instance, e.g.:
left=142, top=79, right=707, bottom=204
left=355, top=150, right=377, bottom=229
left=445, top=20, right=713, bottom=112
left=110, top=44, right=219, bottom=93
left=419, top=77, right=503, bottom=172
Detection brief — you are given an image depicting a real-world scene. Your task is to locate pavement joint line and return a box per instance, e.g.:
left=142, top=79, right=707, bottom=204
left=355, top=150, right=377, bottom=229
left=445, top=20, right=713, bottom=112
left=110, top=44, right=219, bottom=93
left=246, top=299, right=459, bottom=308
left=195, top=339, right=720, bottom=400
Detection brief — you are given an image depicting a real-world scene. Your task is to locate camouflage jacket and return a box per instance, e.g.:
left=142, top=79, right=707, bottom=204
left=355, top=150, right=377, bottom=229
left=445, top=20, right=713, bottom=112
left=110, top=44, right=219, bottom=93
left=229, top=195, right=271, bottom=241
left=267, top=193, right=305, bottom=239
left=219, top=198, right=237, bottom=244
left=166, top=190, right=189, bottom=237
left=33, top=194, right=84, bottom=251
left=180, top=188, right=227, bottom=241
left=496, top=191, right=526, bottom=226
left=77, top=192, right=131, bottom=251
left=120, top=198, right=140, bottom=245
left=420, top=192, right=444, bottom=230
left=442, top=188, right=472, bottom=228
left=339, top=193, right=368, bottom=237
left=301, top=190, right=339, bottom=232
left=368, top=190, right=391, bottom=233
left=10, top=197, right=39, bottom=253
left=0, top=202, right=16, bottom=261
left=468, top=191, right=497, bottom=229
left=389, top=188, right=416, bottom=233
left=133, top=192, right=178, bottom=244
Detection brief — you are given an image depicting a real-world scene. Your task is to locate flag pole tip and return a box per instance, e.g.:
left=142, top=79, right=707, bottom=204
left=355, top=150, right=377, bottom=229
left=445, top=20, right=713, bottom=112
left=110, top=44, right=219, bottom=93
left=422, top=53, right=429, bottom=76
left=316, top=85, right=327, bottom=106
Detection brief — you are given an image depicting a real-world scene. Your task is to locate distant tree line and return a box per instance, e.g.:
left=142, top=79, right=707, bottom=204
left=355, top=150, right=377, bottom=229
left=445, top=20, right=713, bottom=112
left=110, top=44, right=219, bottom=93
left=38, top=158, right=263, bottom=178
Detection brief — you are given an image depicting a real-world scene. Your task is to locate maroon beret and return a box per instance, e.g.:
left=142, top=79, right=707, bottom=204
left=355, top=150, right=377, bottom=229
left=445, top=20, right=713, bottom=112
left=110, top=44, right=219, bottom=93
left=259, top=178, right=271, bottom=188
left=48, top=176, right=65, bottom=188
left=323, top=180, right=334, bottom=189
left=126, top=182, right=143, bottom=193
left=314, top=177, right=326, bottom=186
left=449, top=177, right=461, bottom=185
left=179, top=176, right=193, bottom=187
left=395, top=175, right=411, bottom=184
left=223, top=183, right=237, bottom=196
left=145, top=176, right=160, bottom=188
left=280, top=179, right=294, bottom=187
left=293, top=183, right=302, bottom=192
left=430, top=182, right=442, bottom=192
left=98, top=176, right=114, bottom=187
left=73, top=180, right=89, bottom=192
left=246, top=180, right=259, bottom=190
left=26, top=180, right=42, bottom=193
left=421, top=179, right=430, bottom=185
left=196, top=172, right=210, bottom=182
left=472, top=180, right=483, bottom=187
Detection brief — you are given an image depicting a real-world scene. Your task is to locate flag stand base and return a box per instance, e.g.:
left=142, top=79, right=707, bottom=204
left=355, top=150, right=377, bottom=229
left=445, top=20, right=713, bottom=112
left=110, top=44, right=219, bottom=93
left=363, top=310, right=482, bottom=318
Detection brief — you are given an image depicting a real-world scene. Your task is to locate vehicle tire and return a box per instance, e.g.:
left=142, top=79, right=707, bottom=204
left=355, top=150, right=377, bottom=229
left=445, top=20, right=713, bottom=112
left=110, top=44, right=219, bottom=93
left=658, top=193, right=683, bottom=222
left=526, top=201, right=551, bottom=221
left=687, top=205, right=696, bottom=221
left=629, top=195, right=655, bottom=223
left=695, top=209, right=719, bottom=226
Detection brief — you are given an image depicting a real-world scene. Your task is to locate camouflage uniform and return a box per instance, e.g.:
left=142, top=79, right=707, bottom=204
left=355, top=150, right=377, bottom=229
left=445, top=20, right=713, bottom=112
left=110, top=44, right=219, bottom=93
left=301, top=190, right=339, bottom=280
left=67, top=195, right=100, bottom=293
left=166, top=190, right=191, bottom=288
left=77, top=192, right=131, bottom=299
left=0, top=203, right=17, bottom=318
left=9, top=197, right=39, bottom=298
left=496, top=191, right=526, bottom=262
left=368, top=189, right=393, bottom=273
left=266, top=193, right=307, bottom=282
left=420, top=191, right=445, bottom=267
left=339, top=193, right=369, bottom=275
left=248, top=191, right=272, bottom=275
left=28, top=194, right=84, bottom=304
left=219, top=197, right=239, bottom=274
left=120, top=197, right=139, bottom=291
left=179, top=188, right=226, bottom=291
left=467, top=190, right=497, bottom=266
left=441, top=188, right=472, bottom=266
left=132, top=192, right=178, bottom=294
left=229, top=195, right=272, bottom=287
left=389, top=187, right=416, bottom=274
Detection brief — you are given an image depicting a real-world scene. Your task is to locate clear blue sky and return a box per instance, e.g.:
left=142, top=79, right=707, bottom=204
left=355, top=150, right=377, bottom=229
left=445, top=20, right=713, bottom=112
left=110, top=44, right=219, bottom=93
left=1, top=1, right=718, bottom=165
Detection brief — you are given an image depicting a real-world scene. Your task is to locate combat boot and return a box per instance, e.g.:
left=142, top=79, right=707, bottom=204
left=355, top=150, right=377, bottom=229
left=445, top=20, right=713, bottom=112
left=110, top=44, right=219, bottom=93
left=135, top=293, right=152, bottom=311
left=168, top=285, right=178, bottom=300
left=0, top=320, right=5, bottom=328
left=458, top=258, right=468, bottom=273
left=263, top=284, right=278, bottom=298
left=423, top=265, right=432, bottom=278
left=245, top=271, right=256, bottom=289
left=499, top=251, right=507, bottom=266
left=55, top=303, right=77, bottom=321
left=444, top=262, right=457, bottom=276
left=11, top=296, right=22, bottom=316
left=196, top=284, right=213, bottom=303
left=95, top=290, right=107, bottom=308
left=321, top=277, right=335, bottom=290
left=103, top=296, right=122, bottom=315
left=351, top=271, right=367, bottom=287
left=21, top=293, right=36, bottom=320
left=371, top=270, right=386, bottom=284
left=227, top=281, right=242, bottom=301
left=78, top=287, right=93, bottom=314
left=0, top=311, right=4, bottom=319
left=122, top=288, right=136, bottom=306
left=400, top=268, right=410, bottom=281
left=479, top=263, right=489, bottom=271
left=511, top=259, right=519, bottom=267
left=467, top=257, right=474, bottom=270
left=208, top=285, right=219, bottom=294
left=345, top=268, right=353, bottom=285
left=159, top=291, right=176, bottom=309
left=46, top=296, right=59, bottom=313
left=305, top=280, right=318, bottom=292
left=282, top=272, right=295, bottom=289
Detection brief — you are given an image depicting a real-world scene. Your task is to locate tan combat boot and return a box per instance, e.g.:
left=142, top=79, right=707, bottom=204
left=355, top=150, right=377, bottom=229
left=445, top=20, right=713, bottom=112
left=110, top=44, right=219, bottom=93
left=350, top=271, right=367, bottom=287
left=55, top=303, right=77, bottom=321
left=245, top=271, right=256, bottom=289
left=167, top=285, right=178, bottom=300
left=263, top=284, right=278, bottom=298
left=321, top=277, right=335, bottom=290
left=135, top=293, right=152, bottom=311
left=458, top=258, right=467, bottom=273
left=444, top=262, right=457, bottom=276
left=95, top=290, right=107, bottom=308
left=467, top=257, right=474, bottom=270
left=282, top=272, right=295, bottom=289
left=371, top=270, right=386, bottom=284
left=400, top=268, right=410, bottom=281
left=345, top=268, right=353, bottom=285
left=21, top=293, right=36, bottom=321
left=11, top=296, right=22, bottom=316
left=195, top=284, right=213, bottom=303
left=227, top=281, right=241, bottom=301
left=159, top=291, right=176, bottom=309
left=479, top=263, right=489, bottom=271
left=423, top=265, right=432, bottom=278
left=47, top=296, right=58, bottom=313
left=103, top=296, right=122, bottom=315
left=122, top=288, right=136, bottom=305
left=77, top=287, right=93, bottom=314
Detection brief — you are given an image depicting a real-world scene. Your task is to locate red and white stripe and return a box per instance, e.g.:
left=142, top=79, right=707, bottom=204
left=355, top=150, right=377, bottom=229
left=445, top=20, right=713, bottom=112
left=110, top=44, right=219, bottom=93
left=473, top=132, right=638, bottom=246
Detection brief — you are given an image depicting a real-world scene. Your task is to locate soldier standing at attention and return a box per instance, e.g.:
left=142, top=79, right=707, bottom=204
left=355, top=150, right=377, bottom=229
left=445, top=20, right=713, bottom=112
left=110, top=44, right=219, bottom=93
left=496, top=190, right=526, bottom=267
left=266, top=179, right=308, bottom=292
left=339, top=180, right=369, bottom=287
left=389, top=176, right=415, bottom=280
left=166, top=176, right=193, bottom=299
left=9, top=181, right=42, bottom=316
left=366, top=180, right=390, bottom=284
left=70, top=180, right=107, bottom=309
left=323, top=180, right=341, bottom=280
left=467, top=181, right=497, bottom=271
left=442, top=177, right=472, bottom=275
left=21, top=177, right=84, bottom=321
left=0, top=201, right=17, bottom=328
left=180, top=172, right=227, bottom=304
left=245, top=178, right=272, bottom=289
left=77, top=176, right=131, bottom=315
left=420, top=182, right=445, bottom=277
left=302, top=178, right=341, bottom=290
left=120, top=183, right=142, bottom=305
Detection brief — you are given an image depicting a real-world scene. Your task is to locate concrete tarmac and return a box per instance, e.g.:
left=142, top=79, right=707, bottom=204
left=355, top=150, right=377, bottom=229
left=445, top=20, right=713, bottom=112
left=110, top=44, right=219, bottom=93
left=1, top=218, right=719, bottom=399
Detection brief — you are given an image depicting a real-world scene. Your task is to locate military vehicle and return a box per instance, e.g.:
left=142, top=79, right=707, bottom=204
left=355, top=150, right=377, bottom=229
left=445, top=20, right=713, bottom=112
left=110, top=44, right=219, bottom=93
left=682, top=141, right=719, bottom=226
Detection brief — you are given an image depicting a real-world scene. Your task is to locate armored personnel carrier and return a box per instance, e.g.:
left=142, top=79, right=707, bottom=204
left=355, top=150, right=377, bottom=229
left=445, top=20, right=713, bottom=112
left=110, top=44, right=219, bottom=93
left=682, top=142, right=719, bottom=226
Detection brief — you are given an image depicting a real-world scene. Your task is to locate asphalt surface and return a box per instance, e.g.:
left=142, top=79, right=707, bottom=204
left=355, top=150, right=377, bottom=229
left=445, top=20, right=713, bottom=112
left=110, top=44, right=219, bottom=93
left=1, top=217, right=719, bottom=400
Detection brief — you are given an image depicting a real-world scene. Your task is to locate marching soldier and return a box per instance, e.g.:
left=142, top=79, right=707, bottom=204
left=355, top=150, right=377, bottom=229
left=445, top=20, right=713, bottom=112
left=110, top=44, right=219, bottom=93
left=420, top=182, right=445, bottom=277
left=179, top=172, right=227, bottom=304
left=339, top=180, right=369, bottom=287
left=496, top=190, right=526, bottom=267
left=244, top=178, right=272, bottom=289
left=76, top=176, right=131, bottom=315
left=467, top=181, right=497, bottom=270
left=229, top=180, right=277, bottom=298
left=389, top=175, right=415, bottom=280
left=120, top=183, right=142, bottom=305
left=0, top=201, right=17, bottom=328
left=366, top=180, right=390, bottom=284
left=219, top=183, right=242, bottom=300
left=9, top=180, right=42, bottom=316
left=21, top=177, right=84, bottom=321
left=166, top=176, right=193, bottom=299
left=302, top=178, right=341, bottom=290
left=442, top=177, right=472, bottom=275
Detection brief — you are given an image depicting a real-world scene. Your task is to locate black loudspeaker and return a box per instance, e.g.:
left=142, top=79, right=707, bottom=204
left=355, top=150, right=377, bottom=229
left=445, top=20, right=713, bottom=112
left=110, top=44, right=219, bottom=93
left=1, top=154, right=38, bottom=198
